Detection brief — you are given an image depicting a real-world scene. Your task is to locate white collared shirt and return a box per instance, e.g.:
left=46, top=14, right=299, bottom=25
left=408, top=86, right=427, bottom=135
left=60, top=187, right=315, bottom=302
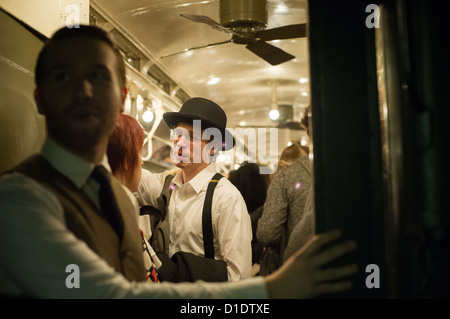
left=137, top=164, right=253, bottom=281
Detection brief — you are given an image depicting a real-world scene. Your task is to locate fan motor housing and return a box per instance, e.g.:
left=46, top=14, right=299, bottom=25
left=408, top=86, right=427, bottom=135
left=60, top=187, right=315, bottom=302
left=220, top=0, right=268, bottom=28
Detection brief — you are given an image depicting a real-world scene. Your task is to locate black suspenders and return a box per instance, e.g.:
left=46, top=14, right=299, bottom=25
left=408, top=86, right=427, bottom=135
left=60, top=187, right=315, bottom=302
left=202, top=173, right=224, bottom=259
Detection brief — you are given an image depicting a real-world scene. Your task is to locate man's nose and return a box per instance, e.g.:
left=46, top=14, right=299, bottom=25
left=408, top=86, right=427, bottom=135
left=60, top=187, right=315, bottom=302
left=176, top=134, right=189, bottom=147
left=74, top=78, right=94, bottom=99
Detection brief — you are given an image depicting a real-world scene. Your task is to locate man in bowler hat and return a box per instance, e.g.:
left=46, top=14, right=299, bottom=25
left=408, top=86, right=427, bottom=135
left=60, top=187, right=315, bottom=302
left=137, top=97, right=253, bottom=281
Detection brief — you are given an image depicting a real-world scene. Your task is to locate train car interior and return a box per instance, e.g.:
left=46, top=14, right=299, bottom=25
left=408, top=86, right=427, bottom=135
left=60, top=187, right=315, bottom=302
left=0, top=0, right=448, bottom=298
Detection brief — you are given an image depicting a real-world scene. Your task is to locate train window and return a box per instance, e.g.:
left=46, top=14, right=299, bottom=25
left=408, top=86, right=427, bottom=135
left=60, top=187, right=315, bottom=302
left=0, top=9, right=46, bottom=173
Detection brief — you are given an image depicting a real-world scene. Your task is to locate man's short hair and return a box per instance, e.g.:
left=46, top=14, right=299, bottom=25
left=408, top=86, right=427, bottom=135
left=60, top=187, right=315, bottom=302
left=35, top=25, right=126, bottom=87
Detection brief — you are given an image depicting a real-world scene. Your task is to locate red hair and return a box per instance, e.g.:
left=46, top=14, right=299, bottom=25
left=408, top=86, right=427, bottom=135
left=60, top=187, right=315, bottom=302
left=107, top=114, right=145, bottom=183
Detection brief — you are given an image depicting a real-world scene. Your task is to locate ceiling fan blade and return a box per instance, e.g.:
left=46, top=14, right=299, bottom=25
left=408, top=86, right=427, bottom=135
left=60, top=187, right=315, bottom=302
left=160, top=39, right=232, bottom=59
left=246, top=40, right=295, bottom=65
left=180, top=14, right=239, bottom=36
left=256, top=23, right=307, bottom=41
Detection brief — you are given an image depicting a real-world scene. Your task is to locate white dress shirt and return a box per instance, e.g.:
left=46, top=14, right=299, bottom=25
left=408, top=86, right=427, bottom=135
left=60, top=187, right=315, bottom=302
left=0, top=138, right=266, bottom=298
left=137, top=164, right=253, bottom=281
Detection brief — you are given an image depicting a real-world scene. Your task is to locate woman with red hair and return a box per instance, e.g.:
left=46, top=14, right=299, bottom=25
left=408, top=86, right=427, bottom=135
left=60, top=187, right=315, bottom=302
left=107, top=113, right=146, bottom=193
left=107, top=113, right=160, bottom=282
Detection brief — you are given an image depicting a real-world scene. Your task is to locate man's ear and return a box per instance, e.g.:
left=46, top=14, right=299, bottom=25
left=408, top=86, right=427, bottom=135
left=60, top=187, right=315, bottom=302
left=120, top=86, right=127, bottom=113
left=34, top=88, right=45, bottom=115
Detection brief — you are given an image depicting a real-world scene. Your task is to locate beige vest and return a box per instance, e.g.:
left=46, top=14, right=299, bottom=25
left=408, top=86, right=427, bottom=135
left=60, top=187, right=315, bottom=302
left=13, top=155, right=146, bottom=282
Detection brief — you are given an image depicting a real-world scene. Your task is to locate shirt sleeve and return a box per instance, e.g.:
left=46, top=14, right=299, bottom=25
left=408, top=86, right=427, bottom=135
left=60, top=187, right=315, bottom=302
left=135, top=169, right=166, bottom=207
left=0, top=173, right=267, bottom=299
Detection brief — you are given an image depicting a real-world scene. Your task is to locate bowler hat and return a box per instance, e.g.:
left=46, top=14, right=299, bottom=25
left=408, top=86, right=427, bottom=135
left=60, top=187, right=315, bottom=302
left=163, top=97, right=235, bottom=151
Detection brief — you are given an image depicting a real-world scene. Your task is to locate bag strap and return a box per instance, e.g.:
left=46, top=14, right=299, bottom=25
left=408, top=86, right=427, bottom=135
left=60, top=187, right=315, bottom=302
left=202, top=173, right=224, bottom=260
left=157, top=174, right=175, bottom=221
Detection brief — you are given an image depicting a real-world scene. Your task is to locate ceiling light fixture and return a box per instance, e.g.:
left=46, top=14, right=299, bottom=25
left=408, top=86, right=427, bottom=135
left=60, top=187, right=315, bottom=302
left=301, top=136, right=309, bottom=146
left=269, top=109, right=279, bottom=120
left=142, top=109, right=154, bottom=123
left=299, top=77, right=308, bottom=83
left=207, top=77, right=221, bottom=85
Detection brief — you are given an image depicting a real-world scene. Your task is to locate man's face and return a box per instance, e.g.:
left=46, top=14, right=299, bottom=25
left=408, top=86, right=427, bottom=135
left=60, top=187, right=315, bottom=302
left=34, top=38, right=125, bottom=151
left=170, top=122, right=214, bottom=172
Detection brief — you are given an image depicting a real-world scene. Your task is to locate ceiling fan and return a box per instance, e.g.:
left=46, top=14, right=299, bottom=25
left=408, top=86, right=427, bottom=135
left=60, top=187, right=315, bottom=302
left=160, top=0, right=307, bottom=65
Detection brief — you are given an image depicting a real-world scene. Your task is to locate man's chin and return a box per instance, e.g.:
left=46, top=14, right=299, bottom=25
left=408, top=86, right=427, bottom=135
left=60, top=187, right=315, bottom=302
left=175, top=158, right=190, bottom=167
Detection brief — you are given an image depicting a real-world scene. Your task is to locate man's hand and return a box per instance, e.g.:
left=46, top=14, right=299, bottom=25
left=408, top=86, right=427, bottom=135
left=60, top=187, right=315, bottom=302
left=264, top=230, right=358, bottom=299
